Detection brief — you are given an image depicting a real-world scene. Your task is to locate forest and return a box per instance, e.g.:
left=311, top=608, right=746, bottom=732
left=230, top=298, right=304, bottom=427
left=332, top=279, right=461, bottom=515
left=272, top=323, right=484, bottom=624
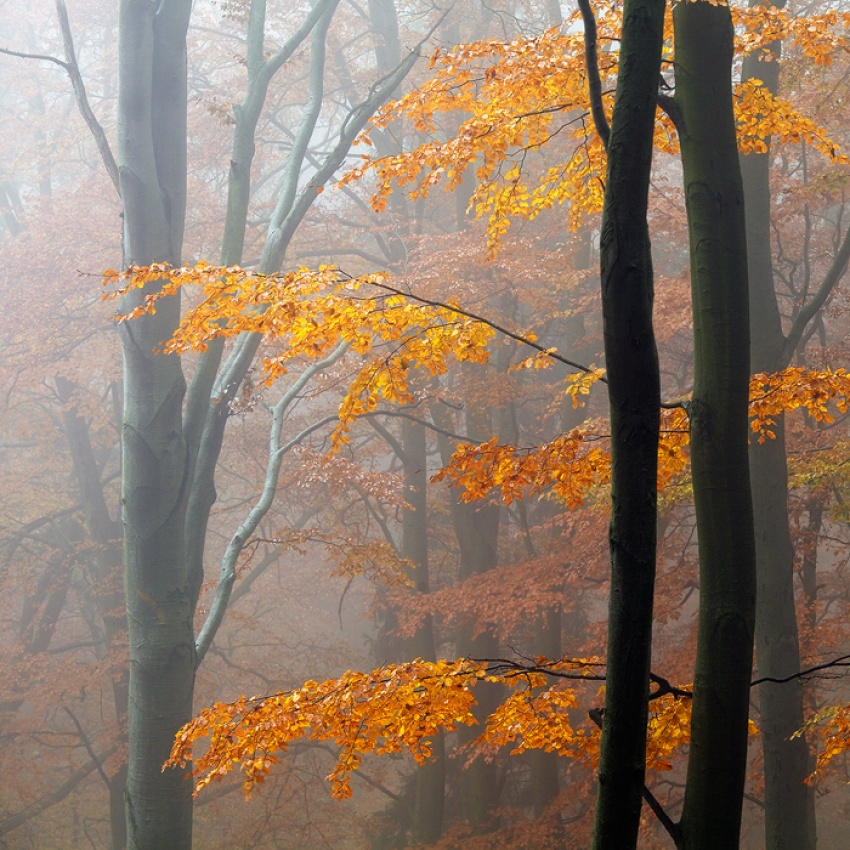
left=0, top=0, right=849, bottom=848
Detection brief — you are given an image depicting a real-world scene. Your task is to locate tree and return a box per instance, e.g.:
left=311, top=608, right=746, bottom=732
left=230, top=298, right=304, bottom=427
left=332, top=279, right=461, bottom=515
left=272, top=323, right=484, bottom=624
left=673, top=0, right=755, bottom=846
left=114, top=0, right=433, bottom=843
left=583, top=0, right=663, bottom=844
left=740, top=4, right=850, bottom=846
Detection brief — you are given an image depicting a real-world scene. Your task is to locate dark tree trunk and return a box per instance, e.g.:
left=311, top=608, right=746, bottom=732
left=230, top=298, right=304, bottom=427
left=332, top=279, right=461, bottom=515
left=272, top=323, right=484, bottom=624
left=590, top=0, right=664, bottom=845
left=674, top=3, right=756, bottom=848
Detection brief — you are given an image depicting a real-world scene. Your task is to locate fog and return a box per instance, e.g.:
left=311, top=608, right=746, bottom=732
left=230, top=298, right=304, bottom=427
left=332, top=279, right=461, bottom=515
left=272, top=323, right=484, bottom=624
left=0, top=0, right=849, bottom=848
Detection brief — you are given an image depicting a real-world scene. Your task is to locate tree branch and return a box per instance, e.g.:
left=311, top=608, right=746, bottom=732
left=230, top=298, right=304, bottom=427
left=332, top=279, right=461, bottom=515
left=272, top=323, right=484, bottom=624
left=751, top=652, right=850, bottom=687
left=55, top=0, right=120, bottom=194
left=576, top=0, right=610, bottom=150
left=195, top=345, right=348, bottom=666
left=0, top=46, right=68, bottom=68
left=782, top=222, right=850, bottom=366
left=62, top=706, right=112, bottom=790
left=0, top=747, right=115, bottom=836
left=366, top=277, right=600, bottom=375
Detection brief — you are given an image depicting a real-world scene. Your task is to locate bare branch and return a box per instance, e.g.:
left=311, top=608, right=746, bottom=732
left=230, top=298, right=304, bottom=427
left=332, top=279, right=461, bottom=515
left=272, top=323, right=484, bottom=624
left=576, top=0, right=610, bottom=150
left=0, top=748, right=115, bottom=836
left=782, top=223, right=850, bottom=365
left=62, top=706, right=112, bottom=790
left=0, top=46, right=68, bottom=68
left=55, top=0, right=120, bottom=194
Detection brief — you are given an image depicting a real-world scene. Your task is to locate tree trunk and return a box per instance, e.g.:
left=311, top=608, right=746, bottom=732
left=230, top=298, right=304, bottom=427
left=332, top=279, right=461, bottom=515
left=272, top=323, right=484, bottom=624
left=674, top=3, right=756, bottom=848
left=590, top=0, right=664, bottom=844
left=452, top=499, right=502, bottom=831
left=435, top=398, right=503, bottom=832
left=57, top=376, right=129, bottom=850
left=740, top=8, right=816, bottom=844
left=530, top=607, right=562, bottom=819
left=117, top=2, right=194, bottom=849
left=401, top=415, right=446, bottom=845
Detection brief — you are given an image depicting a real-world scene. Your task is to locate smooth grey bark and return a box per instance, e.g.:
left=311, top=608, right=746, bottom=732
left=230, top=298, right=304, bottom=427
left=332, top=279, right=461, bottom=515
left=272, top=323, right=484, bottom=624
left=195, top=345, right=347, bottom=665
left=674, top=2, right=755, bottom=847
left=12, top=2, right=427, bottom=847
left=741, top=7, right=850, bottom=843
left=117, top=2, right=194, bottom=849
left=186, top=1, right=427, bottom=659
left=220, top=0, right=341, bottom=267
left=117, top=4, right=348, bottom=840
left=588, top=0, right=664, bottom=844
left=183, top=0, right=342, bottom=612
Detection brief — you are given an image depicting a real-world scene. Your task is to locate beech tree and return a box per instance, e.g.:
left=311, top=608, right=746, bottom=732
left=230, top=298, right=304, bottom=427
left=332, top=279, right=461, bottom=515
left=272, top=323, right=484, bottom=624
left=740, top=3, right=850, bottom=847
left=583, top=0, right=663, bottom=843
left=114, top=0, right=432, bottom=845
left=672, top=1, right=755, bottom=846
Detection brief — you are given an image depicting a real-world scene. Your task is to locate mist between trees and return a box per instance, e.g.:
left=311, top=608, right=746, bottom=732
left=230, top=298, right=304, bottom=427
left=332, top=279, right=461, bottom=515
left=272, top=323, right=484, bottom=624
left=0, top=0, right=849, bottom=849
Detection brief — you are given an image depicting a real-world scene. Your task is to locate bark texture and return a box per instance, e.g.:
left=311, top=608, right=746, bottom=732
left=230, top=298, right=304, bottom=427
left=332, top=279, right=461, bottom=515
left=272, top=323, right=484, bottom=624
left=590, top=0, right=664, bottom=845
left=118, top=2, right=194, bottom=848
left=674, top=3, right=756, bottom=848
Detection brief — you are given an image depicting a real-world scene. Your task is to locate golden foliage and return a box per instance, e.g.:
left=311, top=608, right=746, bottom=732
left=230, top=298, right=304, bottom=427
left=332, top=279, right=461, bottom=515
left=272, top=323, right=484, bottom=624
left=167, top=658, right=705, bottom=798
left=104, top=263, right=493, bottom=446
left=339, top=4, right=847, bottom=252
left=795, top=702, right=850, bottom=782
left=167, top=658, right=489, bottom=799
left=436, top=368, right=850, bottom=506
left=750, top=367, right=850, bottom=442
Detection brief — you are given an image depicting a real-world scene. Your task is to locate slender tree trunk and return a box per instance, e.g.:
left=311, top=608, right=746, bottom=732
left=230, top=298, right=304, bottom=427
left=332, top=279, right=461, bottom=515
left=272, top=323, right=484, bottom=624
left=452, top=497, right=502, bottom=831
left=674, top=3, right=756, bottom=848
left=117, top=2, right=194, bottom=848
left=526, top=310, right=587, bottom=831
left=400, top=415, right=446, bottom=844
left=57, top=377, right=129, bottom=850
left=530, top=607, right=562, bottom=818
left=740, top=8, right=816, bottom=843
left=434, top=397, right=503, bottom=832
left=590, top=0, right=664, bottom=844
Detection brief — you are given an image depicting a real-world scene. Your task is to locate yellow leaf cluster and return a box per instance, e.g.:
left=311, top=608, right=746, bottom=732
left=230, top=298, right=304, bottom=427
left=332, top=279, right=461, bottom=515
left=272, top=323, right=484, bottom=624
left=339, top=4, right=847, bottom=251
left=750, top=367, right=850, bottom=442
left=646, top=692, right=692, bottom=772
left=167, top=659, right=487, bottom=799
left=479, top=686, right=584, bottom=758
left=340, top=13, right=621, bottom=252
left=103, top=263, right=494, bottom=446
left=795, top=703, right=850, bottom=782
left=734, top=7, right=850, bottom=69
left=735, top=80, right=847, bottom=161
left=105, top=268, right=845, bottom=509
left=432, top=426, right=611, bottom=508
left=433, top=368, right=844, bottom=506
left=171, top=658, right=713, bottom=799
left=565, top=367, right=607, bottom=408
